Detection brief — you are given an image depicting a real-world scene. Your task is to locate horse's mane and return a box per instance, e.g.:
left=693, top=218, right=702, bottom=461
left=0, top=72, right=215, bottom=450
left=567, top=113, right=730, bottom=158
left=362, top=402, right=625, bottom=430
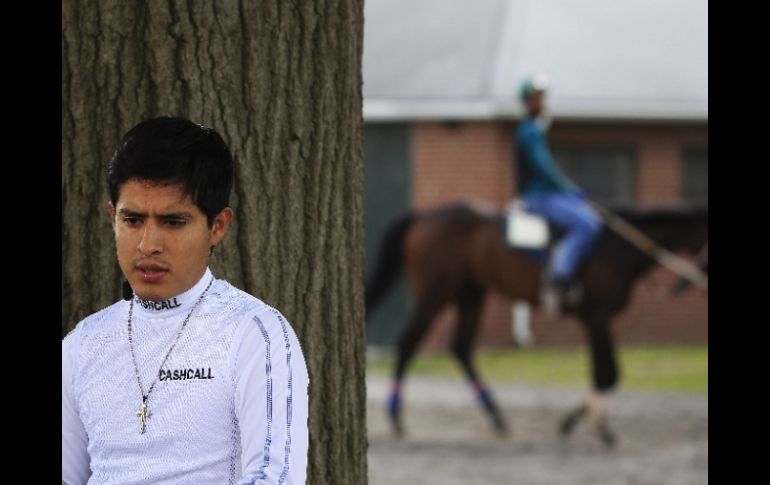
left=421, top=200, right=499, bottom=221
left=423, top=200, right=708, bottom=227
left=606, top=204, right=708, bottom=224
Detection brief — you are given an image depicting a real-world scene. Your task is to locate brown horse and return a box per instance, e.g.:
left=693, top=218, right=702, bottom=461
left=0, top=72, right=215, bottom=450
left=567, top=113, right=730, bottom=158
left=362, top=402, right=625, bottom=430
left=365, top=200, right=708, bottom=446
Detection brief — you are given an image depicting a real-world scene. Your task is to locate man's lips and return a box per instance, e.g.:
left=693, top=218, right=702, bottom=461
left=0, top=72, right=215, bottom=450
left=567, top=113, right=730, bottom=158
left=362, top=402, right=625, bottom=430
left=135, top=265, right=169, bottom=282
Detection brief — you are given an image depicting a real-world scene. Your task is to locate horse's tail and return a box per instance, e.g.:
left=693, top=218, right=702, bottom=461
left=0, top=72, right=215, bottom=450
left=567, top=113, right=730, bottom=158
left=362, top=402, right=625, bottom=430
left=365, top=211, right=416, bottom=319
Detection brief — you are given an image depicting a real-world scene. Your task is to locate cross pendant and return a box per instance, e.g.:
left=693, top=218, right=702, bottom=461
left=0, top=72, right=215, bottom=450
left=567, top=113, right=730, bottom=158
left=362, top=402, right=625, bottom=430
left=136, top=401, right=151, bottom=434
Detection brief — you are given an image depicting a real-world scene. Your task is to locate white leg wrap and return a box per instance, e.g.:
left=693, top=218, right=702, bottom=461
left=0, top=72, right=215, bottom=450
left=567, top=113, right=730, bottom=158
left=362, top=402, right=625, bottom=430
left=586, top=391, right=609, bottom=431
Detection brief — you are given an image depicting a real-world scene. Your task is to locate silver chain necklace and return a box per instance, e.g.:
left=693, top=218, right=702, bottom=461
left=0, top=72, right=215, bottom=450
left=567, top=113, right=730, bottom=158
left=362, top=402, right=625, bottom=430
left=127, top=276, right=214, bottom=434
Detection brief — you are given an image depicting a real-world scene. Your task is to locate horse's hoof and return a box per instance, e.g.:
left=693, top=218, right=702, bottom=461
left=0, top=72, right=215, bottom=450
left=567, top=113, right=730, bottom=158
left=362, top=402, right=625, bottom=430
left=387, top=393, right=404, bottom=437
left=492, top=416, right=510, bottom=437
left=597, top=426, right=617, bottom=449
left=559, top=413, right=580, bottom=438
left=389, top=413, right=405, bottom=438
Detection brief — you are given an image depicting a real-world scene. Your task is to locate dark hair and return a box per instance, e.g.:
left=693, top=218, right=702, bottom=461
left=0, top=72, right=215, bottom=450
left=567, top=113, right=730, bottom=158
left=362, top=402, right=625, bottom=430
left=107, top=117, right=234, bottom=226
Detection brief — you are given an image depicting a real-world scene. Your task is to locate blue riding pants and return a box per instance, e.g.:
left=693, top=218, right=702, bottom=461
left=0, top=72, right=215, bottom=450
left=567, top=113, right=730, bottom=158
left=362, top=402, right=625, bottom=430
left=522, top=191, right=602, bottom=282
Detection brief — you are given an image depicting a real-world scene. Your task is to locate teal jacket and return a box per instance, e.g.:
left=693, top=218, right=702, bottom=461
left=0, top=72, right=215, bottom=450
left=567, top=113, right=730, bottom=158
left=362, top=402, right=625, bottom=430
left=515, top=118, right=576, bottom=196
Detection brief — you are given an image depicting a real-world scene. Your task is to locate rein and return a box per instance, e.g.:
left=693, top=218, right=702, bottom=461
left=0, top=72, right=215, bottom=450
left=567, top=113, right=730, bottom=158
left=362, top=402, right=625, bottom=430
left=589, top=202, right=708, bottom=291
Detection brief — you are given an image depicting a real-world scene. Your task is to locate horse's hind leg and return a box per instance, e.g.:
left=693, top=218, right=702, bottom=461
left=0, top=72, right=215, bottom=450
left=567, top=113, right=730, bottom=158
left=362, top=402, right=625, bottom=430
left=452, top=287, right=509, bottom=436
left=389, top=297, right=445, bottom=436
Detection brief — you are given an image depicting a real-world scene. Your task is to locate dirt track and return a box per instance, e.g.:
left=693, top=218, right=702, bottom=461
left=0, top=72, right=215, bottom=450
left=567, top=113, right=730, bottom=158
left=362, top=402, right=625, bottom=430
left=366, top=374, right=708, bottom=485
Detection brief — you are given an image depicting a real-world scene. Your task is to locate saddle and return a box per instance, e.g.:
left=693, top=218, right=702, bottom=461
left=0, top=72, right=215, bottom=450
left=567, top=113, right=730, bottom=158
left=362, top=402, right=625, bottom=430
left=504, top=200, right=550, bottom=250
left=504, top=201, right=584, bottom=310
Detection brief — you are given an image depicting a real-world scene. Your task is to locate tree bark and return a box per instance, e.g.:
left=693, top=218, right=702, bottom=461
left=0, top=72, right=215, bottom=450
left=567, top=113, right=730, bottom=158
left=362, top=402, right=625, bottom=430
left=62, top=1, right=366, bottom=483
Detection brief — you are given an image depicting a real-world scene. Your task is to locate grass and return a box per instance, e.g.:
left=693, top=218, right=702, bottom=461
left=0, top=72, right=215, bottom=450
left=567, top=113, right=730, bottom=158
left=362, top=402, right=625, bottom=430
left=367, top=345, right=708, bottom=393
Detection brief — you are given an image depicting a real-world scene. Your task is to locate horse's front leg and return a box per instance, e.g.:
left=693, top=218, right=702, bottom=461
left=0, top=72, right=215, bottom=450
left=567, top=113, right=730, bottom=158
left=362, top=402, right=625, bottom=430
left=560, top=317, right=618, bottom=448
left=560, top=390, right=615, bottom=447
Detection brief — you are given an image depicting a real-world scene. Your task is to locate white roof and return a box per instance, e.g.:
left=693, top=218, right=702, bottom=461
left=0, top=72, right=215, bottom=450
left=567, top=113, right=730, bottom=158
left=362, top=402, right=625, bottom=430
left=363, top=0, right=708, bottom=121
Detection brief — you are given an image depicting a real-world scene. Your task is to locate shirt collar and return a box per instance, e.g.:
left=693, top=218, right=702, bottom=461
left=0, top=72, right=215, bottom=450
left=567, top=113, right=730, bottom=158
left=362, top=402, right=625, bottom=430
left=132, top=268, right=214, bottom=319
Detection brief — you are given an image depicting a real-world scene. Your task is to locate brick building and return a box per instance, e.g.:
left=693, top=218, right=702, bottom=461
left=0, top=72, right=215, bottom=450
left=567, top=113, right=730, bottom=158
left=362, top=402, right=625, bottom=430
left=362, top=0, right=708, bottom=350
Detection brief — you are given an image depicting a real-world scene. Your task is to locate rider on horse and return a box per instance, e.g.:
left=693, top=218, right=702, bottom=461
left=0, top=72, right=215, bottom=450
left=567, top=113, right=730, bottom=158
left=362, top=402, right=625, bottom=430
left=514, top=74, right=602, bottom=315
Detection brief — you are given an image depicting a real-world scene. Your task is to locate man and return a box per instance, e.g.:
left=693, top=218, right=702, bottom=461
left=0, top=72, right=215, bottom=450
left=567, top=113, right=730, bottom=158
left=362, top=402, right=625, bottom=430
left=62, top=117, right=309, bottom=484
left=515, top=74, right=602, bottom=314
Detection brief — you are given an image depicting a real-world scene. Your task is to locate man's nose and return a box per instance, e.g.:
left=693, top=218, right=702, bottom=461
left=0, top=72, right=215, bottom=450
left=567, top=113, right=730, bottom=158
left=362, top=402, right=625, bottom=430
left=137, top=222, right=163, bottom=255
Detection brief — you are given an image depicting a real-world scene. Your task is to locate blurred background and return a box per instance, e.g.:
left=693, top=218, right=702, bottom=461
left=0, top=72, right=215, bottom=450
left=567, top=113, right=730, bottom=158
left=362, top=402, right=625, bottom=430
left=363, top=0, right=707, bottom=350
left=361, top=1, right=707, bottom=483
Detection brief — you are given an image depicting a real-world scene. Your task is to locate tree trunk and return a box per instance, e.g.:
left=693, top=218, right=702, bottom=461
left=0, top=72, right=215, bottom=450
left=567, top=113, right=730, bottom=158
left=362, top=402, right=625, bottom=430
left=62, top=1, right=367, bottom=483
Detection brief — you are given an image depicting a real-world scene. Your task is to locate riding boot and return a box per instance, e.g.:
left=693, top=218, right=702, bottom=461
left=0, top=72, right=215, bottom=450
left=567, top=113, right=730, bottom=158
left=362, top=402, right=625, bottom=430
left=542, top=277, right=583, bottom=317
left=541, top=284, right=563, bottom=318
left=561, top=279, right=584, bottom=306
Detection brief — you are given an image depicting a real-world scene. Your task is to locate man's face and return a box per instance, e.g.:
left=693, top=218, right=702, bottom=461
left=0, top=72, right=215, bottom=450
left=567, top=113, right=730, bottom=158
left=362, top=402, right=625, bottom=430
left=526, top=91, right=545, bottom=116
left=108, top=179, right=232, bottom=301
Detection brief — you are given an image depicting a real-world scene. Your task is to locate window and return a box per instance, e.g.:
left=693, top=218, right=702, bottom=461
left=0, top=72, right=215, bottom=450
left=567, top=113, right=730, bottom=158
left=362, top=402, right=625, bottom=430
left=681, top=146, right=708, bottom=204
left=551, top=146, right=636, bottom=206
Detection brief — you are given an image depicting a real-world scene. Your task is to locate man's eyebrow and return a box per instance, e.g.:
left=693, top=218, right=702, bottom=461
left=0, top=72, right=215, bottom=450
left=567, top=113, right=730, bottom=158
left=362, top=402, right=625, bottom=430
left=118, top=208, right=146, bottom=217
left=117, top=208, right=193, bottom=219
left=157, top=212, right=193, bottom=220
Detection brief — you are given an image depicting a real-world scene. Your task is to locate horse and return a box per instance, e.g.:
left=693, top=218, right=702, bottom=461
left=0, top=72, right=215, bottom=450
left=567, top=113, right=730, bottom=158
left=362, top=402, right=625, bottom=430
left=365, top=199, right=708, bottom=447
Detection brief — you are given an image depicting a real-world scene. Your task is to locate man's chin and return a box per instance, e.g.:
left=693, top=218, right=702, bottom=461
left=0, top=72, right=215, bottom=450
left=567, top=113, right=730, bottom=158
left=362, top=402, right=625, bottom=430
left=129, top=282, right=173, bottom=302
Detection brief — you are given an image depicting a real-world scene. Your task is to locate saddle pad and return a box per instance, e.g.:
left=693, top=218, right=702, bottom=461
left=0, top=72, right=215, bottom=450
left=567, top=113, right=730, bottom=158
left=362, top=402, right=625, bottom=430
left=505, top=201, right=550, bottom=249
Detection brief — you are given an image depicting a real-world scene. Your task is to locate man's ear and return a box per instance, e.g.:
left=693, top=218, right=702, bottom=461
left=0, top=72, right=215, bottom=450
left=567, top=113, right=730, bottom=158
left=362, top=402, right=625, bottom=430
left=107, top=201, right=116, bottom=229
left=209, top=207, right=234, bottom=247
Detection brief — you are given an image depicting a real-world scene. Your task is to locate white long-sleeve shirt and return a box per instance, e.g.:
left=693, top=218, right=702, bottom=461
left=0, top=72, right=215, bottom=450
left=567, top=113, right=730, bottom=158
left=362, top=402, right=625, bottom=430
left=62, top=268, right=309, bottom=484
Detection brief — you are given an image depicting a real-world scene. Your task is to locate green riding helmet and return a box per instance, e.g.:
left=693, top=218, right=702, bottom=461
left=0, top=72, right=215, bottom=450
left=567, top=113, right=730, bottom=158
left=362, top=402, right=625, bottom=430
left=518, top=74, right=549, bottom=101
